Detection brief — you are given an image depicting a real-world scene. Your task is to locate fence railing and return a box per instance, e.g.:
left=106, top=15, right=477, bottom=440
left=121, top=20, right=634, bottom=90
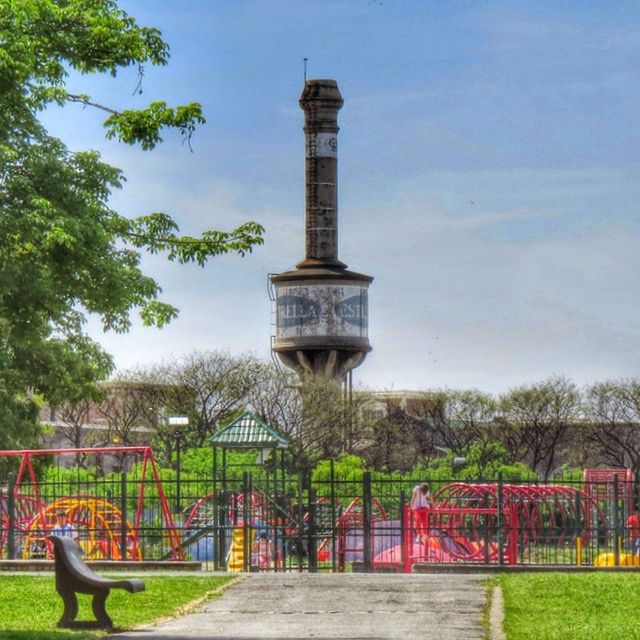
left=1, top=470, right=638, bottom=572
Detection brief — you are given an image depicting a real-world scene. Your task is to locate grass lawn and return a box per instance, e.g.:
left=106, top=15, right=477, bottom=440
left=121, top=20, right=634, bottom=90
left=0, top=574, right=234, bottom=639
left=499, top=573, right=640, bottom=640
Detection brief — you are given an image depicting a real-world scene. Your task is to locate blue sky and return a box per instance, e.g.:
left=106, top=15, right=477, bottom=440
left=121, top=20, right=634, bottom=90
left=44, top=1, right=640, bottom=393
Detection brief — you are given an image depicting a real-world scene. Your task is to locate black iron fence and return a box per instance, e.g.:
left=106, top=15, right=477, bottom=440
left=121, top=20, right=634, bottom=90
left=1, top=468, right=638, bottom=571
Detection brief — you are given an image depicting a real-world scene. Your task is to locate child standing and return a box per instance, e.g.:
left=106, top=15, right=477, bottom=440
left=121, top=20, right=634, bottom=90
left=252, top=531, right=274, bottom=571
left=410, top=483, right=431, bottom=541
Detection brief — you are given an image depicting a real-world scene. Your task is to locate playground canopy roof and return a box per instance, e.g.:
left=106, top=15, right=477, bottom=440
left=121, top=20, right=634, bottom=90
left=209, top=411, right=289, bottom=449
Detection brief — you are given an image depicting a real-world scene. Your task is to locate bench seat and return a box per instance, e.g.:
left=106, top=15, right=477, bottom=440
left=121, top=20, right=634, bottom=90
left=49, top=535, right=145, bottom=629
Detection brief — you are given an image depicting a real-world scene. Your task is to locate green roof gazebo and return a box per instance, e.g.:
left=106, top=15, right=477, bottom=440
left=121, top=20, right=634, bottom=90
left=209, top=410, right=289, bottom=498
left=209, top=411, right=289, bottom=570
left=210, top=410, right=289, bottom=451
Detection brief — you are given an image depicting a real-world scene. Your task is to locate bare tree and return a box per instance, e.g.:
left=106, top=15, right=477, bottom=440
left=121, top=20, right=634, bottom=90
left=406, top=389, right=496, bottom=463
left=246, top=364, right=303, bottom=440
left=97, top=380, right=154, bottom=449
left=115, top=365, right=195, bottom=466
left=366, top=404, right=424, bottom=472
left=247, top=365, right=374, bottom=472
left=498, top=376, right=581, bottom=480
left=165, top=351, right=263, bottom=446
left=586, top=379, right=640, bottom=479
left=53, top=399, right=95, bottom=466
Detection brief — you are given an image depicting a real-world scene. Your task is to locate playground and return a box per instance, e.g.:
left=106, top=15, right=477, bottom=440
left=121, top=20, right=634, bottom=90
left=1, top=439, right=638, bottom=573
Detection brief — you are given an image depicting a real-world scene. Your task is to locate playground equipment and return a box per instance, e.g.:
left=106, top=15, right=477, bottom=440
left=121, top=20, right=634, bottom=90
left=594, top=552, right=640, bottom=567
left=368, top=481, right=613, bottom=571
left=433, top=482, right=604, bottom=542
left=584, top=468, right=634, bottom=537
left=0, top=493, right=43, bottom=552
left=22, top=495, right=140, bottom=560
left=195, top=479, right=621, bottom=571
left=0, top=447, right=184, bottom=560
left=2, top=444, right=635, bottom=571
left=182, top=488, right=291, bottom=568
left=226, top=527, right=254, bottom=572
left=184, top=493, right=216, bottom=530
left=584, top=468, right=634, bottom=511
left=335, top=496, right=388, bottom=571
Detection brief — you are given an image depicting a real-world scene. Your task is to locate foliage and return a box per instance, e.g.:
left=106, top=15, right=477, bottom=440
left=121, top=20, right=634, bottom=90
left=42, top=464, right=101, bottom=485
left=549, top=465, right=584, bottom=482
left=500, top=573, right=640, bottom=640
left=181, top=446, right=271, bottom=482
left=0, top=574, right=232, bottom=638
left=312, top=454, right=367, bottom=484
left=0, top=1, right=263, bottom=440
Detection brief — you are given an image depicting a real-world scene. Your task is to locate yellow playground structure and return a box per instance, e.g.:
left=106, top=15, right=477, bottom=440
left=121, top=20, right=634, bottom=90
left=22, top=496, right=140, bottom=560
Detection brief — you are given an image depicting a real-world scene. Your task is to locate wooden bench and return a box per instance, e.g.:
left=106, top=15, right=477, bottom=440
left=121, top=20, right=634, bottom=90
left=49, top=535, right=145, bottom=629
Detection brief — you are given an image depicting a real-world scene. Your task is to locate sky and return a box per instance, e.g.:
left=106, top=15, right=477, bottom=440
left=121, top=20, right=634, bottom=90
left=43, top=1, right=640, bottom=394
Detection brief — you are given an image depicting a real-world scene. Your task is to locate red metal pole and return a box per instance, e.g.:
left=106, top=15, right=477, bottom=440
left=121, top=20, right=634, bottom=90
left=134, top=449, right=149, bottom=536
left=14, top=453, right=28, bottom=493
left=0, top=446, right=151, bottom=456
left=148, top=449, right=184, bottom=561
left=403, top=503, right=412, bottom=574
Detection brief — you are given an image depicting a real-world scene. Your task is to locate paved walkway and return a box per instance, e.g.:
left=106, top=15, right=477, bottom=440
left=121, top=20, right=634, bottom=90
left=112, top=572, right=488, bottom=640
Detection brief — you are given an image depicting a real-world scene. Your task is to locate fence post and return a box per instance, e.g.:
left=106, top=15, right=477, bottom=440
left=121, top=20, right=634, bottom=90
left=575, top=490, right=582, bottom=566
left=497, top=473, right=504, bottom=566
left=403, top=502, right=413, bottom=573
left=399, top=489, right=406, bottom=572
left=212, top=447, right=219, bottom=570
left=363, top=471, right=372, bottom=572
left=7, top=476, right=15, bottom=560
left=296, top=473, right=304, bottom=572
left=120, top=471, right=127, bottom=561
left=242, top=471, right=251, bottom=572
left=613, top=478, right=620, bottom=567
left=507, top=507, right=518, bottom=565
left=215, top=487, right=222, bottom=571
left=330, top=459, right=337, bottom=573
left=482, top=492, right=490, bottom=564
left=308, top=486, right=317, bottom=572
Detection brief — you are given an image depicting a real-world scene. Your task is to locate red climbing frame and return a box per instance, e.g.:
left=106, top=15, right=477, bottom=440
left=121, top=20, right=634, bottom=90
left=401, top=503, right=518, bottom=572
left=434, top=482, right=604, bottom=546
left=584, top=468, right=634, bottom=519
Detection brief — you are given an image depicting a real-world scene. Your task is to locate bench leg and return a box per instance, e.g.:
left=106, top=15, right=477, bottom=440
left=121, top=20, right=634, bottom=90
left=57, top=588, right=79, bottom=627
left=91, top=590, right=113, bottom=628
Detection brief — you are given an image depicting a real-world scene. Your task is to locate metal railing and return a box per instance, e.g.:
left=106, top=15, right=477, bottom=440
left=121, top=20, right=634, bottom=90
left=1, top=468, right=638, bottom=572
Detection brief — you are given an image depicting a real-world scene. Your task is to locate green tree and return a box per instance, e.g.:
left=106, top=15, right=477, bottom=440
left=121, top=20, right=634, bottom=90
left=0, top=1, right=264, bottom=443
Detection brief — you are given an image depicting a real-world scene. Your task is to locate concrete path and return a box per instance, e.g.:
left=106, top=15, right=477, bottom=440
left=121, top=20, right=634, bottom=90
left=112, top=572, right=488, bottom=640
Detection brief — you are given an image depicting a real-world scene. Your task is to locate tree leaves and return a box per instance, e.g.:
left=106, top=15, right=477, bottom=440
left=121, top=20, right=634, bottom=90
left=104, top=101, right=206, bottom=150
left=0, top=0, right=264, bottom=441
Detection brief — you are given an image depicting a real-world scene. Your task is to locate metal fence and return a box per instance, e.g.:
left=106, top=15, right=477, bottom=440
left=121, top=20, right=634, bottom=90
left=1, top=466, right=638, bottom=572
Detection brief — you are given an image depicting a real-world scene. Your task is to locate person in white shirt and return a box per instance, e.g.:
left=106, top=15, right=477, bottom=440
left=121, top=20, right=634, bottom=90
left=410, top=483, right=431, bottom=541
left=51, top=511, right=79, bottom=542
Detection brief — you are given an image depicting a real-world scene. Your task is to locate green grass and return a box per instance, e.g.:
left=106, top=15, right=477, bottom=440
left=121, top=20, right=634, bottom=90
left=0, top=574, right=234, bottom=639
left=499, top=573, right=640, bottom=640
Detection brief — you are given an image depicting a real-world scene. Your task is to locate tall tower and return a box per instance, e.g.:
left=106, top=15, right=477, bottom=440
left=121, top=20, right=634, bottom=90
left=270, top=79, right=372, bottom=378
